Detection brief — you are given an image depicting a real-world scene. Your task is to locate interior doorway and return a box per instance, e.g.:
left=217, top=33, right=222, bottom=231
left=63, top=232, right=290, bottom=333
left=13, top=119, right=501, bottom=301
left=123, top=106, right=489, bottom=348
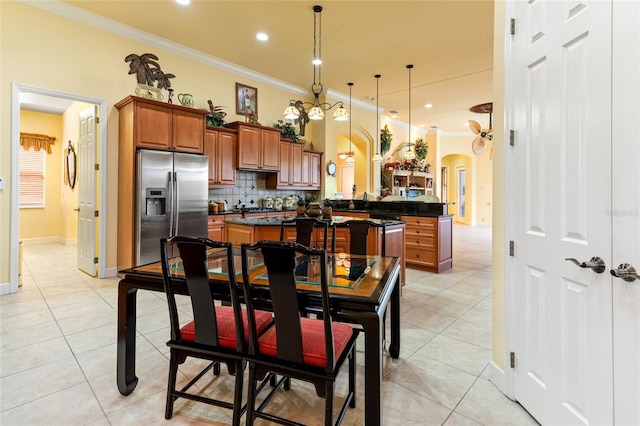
left=6, top=83, right=108, bottom=295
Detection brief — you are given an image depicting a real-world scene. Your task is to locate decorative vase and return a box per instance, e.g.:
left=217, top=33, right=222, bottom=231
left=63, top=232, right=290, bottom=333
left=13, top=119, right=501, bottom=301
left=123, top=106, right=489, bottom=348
left=322, top=205, right=332, bottom=219
left=306, top=202, right=322, bottom=218
left=296, top=205, right=307, bottom=216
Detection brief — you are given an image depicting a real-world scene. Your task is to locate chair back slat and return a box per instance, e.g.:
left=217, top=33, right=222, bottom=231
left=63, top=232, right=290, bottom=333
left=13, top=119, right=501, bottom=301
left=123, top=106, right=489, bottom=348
left=346, top=220, right=375, bottom=255
left=261, top=246, right=304, bottom=364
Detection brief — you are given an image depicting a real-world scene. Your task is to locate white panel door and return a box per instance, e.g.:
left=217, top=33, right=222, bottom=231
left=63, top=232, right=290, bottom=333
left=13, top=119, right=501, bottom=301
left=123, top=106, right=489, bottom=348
left=510, top=0, right=613, bottom=424
left=611, top=2, right=640, bottom=424
left=77, top=106, right=97, bottom=276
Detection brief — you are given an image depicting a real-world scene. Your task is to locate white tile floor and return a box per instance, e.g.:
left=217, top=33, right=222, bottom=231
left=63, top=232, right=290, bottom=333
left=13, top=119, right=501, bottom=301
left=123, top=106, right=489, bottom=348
left=1, top=224, right=539, bottom=425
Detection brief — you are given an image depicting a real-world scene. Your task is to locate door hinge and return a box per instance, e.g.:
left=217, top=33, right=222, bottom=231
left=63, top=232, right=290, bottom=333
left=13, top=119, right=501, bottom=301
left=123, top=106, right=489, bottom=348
left=94, top=210, right=99, bottom=217
left=95, top=163, right=100, bottom=171
left=509, top=240, right=515, bottom=256
left=510, top=352, right=516, bottom=368
left=510, top=18, right=516, bottom=35
left=509, top=130, right=516, bottom=146
left=96, top=116, right=100, bottom=124
left=93, top=257, right=99, bottom=264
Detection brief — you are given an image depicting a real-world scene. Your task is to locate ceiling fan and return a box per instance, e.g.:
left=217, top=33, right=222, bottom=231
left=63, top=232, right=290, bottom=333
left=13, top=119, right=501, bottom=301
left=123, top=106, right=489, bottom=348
left=468, top=102, right=493, bottom=157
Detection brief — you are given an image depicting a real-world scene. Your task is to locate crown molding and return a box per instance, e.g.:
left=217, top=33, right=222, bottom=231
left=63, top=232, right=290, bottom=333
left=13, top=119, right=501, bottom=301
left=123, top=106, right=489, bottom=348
left=19, top=0, right=307, bottom=96
left=326, top=89, right=379, bottom=113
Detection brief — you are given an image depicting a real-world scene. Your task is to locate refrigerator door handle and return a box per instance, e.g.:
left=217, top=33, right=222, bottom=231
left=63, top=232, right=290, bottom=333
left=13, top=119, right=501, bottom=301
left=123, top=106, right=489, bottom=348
left=168, top=171, right=176, bottom=236
left=174, top=172, right=180, bottom=235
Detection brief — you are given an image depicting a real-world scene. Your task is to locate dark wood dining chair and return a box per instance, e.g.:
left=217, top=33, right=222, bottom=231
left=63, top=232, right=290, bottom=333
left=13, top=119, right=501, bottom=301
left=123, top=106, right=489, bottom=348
left=332, top=219, right=381, bottom=255
left=280, top=217, right=330, bottom=250
left=160, top=236, right=273, bottom=425
left=240, top=240, right=359, bottom=426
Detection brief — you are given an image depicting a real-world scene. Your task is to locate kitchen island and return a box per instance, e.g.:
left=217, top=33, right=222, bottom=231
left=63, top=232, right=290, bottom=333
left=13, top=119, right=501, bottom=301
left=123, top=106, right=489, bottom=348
left=332, top=200, right=453, bottom=273
left=225, top=215, right=406, bottom=286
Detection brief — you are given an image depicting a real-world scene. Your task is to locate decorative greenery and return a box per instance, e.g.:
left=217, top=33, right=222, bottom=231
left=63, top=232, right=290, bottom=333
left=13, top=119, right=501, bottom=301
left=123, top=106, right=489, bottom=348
left=272, top=120, right=299, bottom=142
left=323, top=198, right=332, bottom=207
left=380, top=124, right=393, bottom=155
left=297, top=197, right=307, bottom=206
left=125, top=53, right=175, bottom=89
left=206, top=100, right=227, bottom=127
left=414, top=137, right=428, bottom=160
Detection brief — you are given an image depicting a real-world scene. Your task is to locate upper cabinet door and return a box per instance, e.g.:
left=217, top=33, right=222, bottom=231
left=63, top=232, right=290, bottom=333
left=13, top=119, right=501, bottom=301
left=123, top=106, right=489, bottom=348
left=217, top=131, right=237, bottom=185
left=172, top=109, right=204, bottom=153
left=237, top=126, right=261, bottom=169
left=260, top=130, right=280, bottom=171
left=135, top=102, right=172, bottom=150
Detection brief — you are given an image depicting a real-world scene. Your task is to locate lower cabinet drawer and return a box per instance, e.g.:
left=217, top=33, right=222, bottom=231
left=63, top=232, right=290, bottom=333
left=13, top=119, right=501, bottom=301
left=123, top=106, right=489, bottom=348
left=406, top=247, right=437, bottom=266
left=405, top=224, right=436, bottom=238
left=405, top=235, right=436, bottom=248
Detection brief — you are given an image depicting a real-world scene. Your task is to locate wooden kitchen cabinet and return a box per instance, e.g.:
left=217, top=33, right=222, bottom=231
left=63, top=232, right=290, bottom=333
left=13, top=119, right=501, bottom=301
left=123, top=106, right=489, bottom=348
left=227, top=122, right=280, bottom=171
left=205, top=126, right=237, bottom=187
left=207, top=215, right=225, bottom=241
left=402, top=215, right=452, bottom=272
left=309, top=151, right=322, bottom=188
left=270, top=148, right=322, bottom=190
left=266, top=141, right=304, bottom=188
left=116, top=95, right=206, bottom=154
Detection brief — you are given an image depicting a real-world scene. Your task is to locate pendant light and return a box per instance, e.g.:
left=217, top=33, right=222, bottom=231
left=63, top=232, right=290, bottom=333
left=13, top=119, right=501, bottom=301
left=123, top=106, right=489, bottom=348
left=372, top=74, right=383, bottom=162
left=345, top=83, right=355, bottom=164
left=283, top=5, right=348, bottom=123
left=403, top=64, right=416, bottom=160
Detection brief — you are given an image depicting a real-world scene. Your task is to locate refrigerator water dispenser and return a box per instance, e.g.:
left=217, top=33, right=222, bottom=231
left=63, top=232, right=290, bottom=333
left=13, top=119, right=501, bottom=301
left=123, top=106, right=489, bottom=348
left=145, top=188, right=166, bottom=216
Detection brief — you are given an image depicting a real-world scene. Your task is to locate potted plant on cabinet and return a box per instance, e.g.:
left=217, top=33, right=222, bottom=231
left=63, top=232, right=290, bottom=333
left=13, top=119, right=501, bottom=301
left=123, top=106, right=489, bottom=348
left=380, top=124, right=393, bottom=156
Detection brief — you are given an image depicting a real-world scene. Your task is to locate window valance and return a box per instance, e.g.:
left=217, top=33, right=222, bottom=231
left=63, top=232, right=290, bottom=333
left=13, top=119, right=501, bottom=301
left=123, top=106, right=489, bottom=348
left=20, top=132, right=56, bottom=154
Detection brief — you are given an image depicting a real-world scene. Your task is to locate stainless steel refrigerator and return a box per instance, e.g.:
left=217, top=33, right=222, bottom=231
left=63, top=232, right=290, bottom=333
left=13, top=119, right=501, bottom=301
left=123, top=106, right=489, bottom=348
left=136, top=149, right=208, bottom=265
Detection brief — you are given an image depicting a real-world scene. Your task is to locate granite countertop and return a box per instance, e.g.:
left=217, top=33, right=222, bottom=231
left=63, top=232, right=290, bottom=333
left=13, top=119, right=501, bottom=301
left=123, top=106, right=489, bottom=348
left=331, top=199, right=453, bottom=218
left=208, top=208, right=297, bottom=216
left=224, top=215, right=405, bottom=227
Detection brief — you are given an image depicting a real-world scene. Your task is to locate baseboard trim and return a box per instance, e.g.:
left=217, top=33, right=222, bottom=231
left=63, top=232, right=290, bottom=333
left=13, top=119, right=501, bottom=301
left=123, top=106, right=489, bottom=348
left=104, top=267, right=118, bottom=278
left=0, top=282, right=10, bottom=295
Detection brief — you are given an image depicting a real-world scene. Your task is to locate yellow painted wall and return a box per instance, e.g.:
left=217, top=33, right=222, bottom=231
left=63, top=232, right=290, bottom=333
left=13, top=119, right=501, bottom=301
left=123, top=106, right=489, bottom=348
left=0, top=1, right=313, bottom=282
left=19, top=111, right=63, bottom=240
left=438, top=134, right=493, bottom=226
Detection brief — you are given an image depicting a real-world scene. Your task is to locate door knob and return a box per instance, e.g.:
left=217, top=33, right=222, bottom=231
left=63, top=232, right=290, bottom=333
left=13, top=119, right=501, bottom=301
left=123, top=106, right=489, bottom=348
left=565, top=257, right=606, bottom=273
left=610, top=263, right=640, bottom=282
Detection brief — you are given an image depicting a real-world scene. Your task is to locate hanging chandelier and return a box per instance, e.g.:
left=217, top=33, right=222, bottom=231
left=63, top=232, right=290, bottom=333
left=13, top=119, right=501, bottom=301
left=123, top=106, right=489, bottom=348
left=283, top=5, right=348, bottom=126
left=403, top=64, right=416, bottom=160
left=372, top=74, right=383, bottom=162
left=345, top=83, right=355, bottom=164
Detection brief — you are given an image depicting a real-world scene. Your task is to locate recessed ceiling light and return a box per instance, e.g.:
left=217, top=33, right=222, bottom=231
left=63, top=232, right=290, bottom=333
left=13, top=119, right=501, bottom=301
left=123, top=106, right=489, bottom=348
left=464, top=122, right=470, bottom=126
left=424, top=103, right=433, bottom=108
left=256, top=33, right=268, bottom=41
left=175, top=0, right=190, bottom=5
left=312, top=58, right=322, bottom=65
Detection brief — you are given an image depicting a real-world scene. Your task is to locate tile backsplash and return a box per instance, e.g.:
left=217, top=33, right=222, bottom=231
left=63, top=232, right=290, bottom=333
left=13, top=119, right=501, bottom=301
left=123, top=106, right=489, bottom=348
left=208, top=171, right=319, bottom=209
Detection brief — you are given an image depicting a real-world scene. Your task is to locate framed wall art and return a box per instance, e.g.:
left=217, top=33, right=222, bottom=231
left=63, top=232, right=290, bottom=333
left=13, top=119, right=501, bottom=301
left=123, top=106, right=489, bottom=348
left=235, top=83, right=257, bottom=116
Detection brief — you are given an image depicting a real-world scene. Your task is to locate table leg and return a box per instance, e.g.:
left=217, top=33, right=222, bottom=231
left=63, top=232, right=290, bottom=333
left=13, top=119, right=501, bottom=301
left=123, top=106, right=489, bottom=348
left=117, top=281, right=139, bottom=395
left=360, top=311, right=384, bottom=426
left=389, top=273, right=401, bottom=359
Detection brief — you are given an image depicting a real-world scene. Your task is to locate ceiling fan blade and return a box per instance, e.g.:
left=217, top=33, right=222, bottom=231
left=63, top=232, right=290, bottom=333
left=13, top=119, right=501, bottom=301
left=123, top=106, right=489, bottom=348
left=468, top=120, right=481, bottom=134
left=472, top=137, right=488, bottom=155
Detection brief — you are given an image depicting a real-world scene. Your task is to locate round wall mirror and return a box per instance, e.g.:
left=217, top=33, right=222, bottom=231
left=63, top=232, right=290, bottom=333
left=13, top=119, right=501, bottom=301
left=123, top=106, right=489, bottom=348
left=66, top=141, right=76, bottom=189
left=326, top=161, right=337, bottom=176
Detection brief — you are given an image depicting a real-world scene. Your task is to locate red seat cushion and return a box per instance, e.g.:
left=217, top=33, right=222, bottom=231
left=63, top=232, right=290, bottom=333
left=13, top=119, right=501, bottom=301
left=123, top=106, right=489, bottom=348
left=257, top=317, right=355, bottom=368
left=180, top=306, right=273, bottom=349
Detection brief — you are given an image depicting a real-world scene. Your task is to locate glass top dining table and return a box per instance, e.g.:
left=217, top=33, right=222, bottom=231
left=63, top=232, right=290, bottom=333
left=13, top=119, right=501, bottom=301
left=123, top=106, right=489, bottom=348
left=116, top=248, right=401, bottom=426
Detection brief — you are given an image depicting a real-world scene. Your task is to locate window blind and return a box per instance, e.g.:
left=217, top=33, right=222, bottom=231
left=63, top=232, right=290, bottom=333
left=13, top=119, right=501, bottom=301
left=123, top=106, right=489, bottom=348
left=19, top=147, right=45, bottom=208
